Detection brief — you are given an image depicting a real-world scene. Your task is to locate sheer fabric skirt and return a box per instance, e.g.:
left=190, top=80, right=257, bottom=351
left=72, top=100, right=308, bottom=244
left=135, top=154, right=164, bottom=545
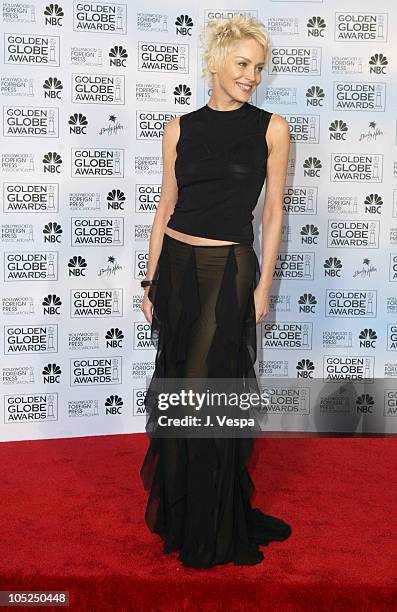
left=140, top=233, right=291, bottom=568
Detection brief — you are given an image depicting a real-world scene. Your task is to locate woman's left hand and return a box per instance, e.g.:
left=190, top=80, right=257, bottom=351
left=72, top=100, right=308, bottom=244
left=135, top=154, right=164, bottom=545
left=254, top=287, right=270, bottom=324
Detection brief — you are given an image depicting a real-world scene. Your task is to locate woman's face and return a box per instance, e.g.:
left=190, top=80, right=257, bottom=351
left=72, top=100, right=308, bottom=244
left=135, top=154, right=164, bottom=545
left=209, top=37, right=266, bottom=101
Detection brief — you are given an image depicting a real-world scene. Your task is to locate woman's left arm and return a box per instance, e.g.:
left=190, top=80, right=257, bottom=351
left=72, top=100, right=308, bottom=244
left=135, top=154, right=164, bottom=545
left=255, top=114, right=290, bottom=323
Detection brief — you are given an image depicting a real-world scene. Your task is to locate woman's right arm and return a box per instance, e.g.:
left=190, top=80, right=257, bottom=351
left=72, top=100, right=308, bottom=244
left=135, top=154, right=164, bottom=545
left=140, top=115, right=180, bottom=323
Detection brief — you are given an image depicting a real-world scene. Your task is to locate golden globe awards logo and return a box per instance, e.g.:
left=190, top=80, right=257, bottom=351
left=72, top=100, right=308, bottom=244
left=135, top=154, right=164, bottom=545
left=274, top=252, right=315, bottom=279
left=3, top=107, right=59, bottom=137
left=71, top=218, right=124, bottom=245
left=283, top=186, right=318, bottom=214
left=73, top=2, right=127, bottom=34
left=261, top=323, right=313, bottom=349
left=333, top=82, right=386, bottom=111
left=133, top=322, right=152, bottom=350
left=138, top=42, right=189, bottom=73
left=335, top=13, right=388, bottom=42
left=389, top=254, right=397, bottom=281
left=135, top=184, right=159, bottom=213
left=70, top=357, right=122, bottom=385
left=4, top=252, right=58, bottom=281
left=269, top=47, right=321, bottom=75
left=3, top=183, right=59, bottom=213
left=72, top=74, right=125, bottom=104
left=4, top=34, right=60, bottom=65
left=70, top=289, right=122, bottom=317
left=323, top=356, right=374, bottom=381
left=330, top=154, right=382, bottom=182
left=325, top=290, right=376, bottom=317
left=327, top=220, right=380, bottom=247
left=4, top=393, right=58, bottom=423
left=71, top=149, right=124, bottom=177
left=4, top=325, right=58, bottom=353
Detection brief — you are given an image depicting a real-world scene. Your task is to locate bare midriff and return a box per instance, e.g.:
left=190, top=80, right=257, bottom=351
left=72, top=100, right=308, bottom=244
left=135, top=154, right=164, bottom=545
left=164, top=226, right=240, bottom=246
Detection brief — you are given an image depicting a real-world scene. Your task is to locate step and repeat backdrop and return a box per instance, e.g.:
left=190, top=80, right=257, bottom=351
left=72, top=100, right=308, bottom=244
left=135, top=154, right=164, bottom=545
left=1, top=0, right=397, bottom=441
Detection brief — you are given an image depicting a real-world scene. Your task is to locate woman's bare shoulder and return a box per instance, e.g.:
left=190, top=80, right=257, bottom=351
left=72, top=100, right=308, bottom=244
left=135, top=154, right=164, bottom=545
left=267, top=113, right=290, bottom=152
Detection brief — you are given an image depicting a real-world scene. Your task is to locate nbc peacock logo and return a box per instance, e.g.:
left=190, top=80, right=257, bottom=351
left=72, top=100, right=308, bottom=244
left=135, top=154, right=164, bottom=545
left=43, top=77, right=63, bottom=99
left=175, top=14, right=193, bottom=36
left=306, top=85, right=325, bottom=107
left=303, top=156, right=322, bottom=178
left=43, top=152, right=62, bottom=173
left=44, top=3, right=64, bottom=26
left=42, top=294, right=62, bottom=315
left=359, top=328, right=377, bottom=349
left=296, top=359, right=315, bottom=379
left=69, top=113, right=88, bottom=135
left=68, top=255, right=87, bottom=277
left=369, top=53, right=388, bottom=75
left=300, top=224, right=319, bottom=245
left=107, top=189, right=125, bottom=211
left=105, top=328, right=124, bottom=349
left=329, top=120, right=348, bottom=141
left=298, top=293, right=317, bottom=314
left=105, top=394, right=123, bottom=415
left=42, top=362, right=61, bottom=383
left=323, top=257, right=343, bottom=277
left=43, top=221, right=62, bottom=243
left=109, top=46, right=128, bottom=67
left=173, top=83, right=192, bottom=106
left=307, top=16, right=326, bottom=37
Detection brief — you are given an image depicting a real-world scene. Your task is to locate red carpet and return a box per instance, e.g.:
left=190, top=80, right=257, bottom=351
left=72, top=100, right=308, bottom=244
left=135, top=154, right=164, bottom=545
left=0, top=434, right=396, bottom=611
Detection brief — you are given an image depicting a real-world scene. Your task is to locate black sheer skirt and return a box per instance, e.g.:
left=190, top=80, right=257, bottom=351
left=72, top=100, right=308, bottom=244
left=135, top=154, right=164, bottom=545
left=140, top=233, right=291, bottom=568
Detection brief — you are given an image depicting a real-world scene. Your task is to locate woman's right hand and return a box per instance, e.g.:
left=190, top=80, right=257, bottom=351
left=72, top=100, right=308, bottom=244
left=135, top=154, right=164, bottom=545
left=141, top=288, right=154, bottom=324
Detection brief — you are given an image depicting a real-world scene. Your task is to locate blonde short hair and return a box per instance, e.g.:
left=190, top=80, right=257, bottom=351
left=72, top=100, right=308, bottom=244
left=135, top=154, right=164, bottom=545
left=199, top=15, right=270, bottom=82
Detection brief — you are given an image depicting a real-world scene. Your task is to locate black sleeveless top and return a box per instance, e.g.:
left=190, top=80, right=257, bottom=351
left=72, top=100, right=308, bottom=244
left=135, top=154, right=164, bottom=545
left=166, top=101, right=272, bottom=246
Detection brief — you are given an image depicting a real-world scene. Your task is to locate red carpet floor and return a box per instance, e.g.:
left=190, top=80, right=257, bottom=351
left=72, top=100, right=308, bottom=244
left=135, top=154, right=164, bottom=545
left=0, top=434, right=396, bottom=612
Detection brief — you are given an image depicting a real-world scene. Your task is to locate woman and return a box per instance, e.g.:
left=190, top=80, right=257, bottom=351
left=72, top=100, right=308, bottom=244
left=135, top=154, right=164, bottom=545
left=140, top=15, right=291, bottom=568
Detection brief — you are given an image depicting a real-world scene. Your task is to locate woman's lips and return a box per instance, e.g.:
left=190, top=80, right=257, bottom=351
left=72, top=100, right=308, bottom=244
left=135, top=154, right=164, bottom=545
left=236, top=82, right=252, bottom=92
